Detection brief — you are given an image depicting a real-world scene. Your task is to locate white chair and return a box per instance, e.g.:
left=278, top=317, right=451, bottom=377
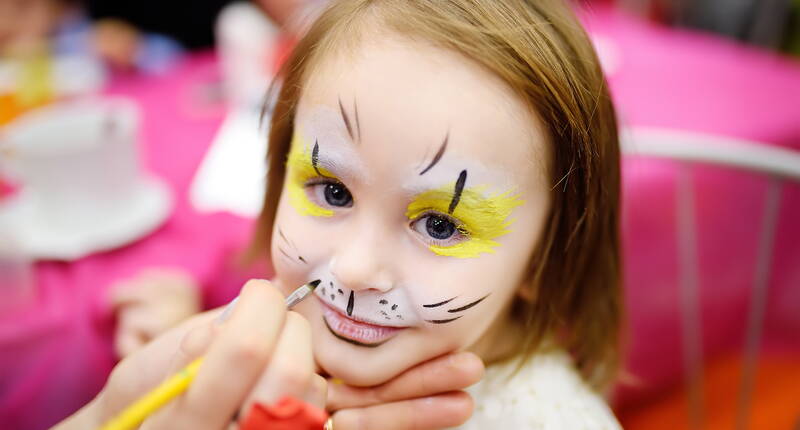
left=621, top=127, right=800, bottom=430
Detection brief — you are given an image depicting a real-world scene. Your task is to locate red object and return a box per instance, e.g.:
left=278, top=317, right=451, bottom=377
left=0, top=176, right=18, bottom=201
left=271, top=34, right=297, bottom=73
left=240, top=396, right=328, bottom=430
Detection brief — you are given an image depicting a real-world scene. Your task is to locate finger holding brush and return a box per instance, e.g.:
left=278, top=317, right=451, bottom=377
left=53, top=279, right=324, bottom=430
left=140, top=279, right=322, bottom=430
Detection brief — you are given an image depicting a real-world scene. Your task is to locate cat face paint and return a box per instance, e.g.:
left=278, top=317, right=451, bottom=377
left=271, top=35, right=551, bottom=387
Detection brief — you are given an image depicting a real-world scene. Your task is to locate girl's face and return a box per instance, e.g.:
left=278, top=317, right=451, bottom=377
left=271, top=35, right=551, bottom=386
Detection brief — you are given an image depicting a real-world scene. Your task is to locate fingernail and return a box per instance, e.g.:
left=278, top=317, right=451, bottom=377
left=449, top=352, right=467, bottom=366
left=450, top=352, right=480, bottom=368
left=215, top=297, right=239, bottom=325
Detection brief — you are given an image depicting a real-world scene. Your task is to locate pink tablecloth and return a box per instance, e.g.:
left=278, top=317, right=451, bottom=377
left=0, top=54, right=258, bottom=429
left=1, top=6, right=800, bottom=429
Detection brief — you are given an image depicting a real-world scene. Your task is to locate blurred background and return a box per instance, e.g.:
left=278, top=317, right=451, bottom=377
left=0, top=0, right=798, bottom=429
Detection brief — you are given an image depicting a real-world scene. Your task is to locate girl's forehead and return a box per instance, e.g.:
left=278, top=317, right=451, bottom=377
left=296, top=108, right=514, bottom=193
left=295, top=35, right=549, bottom=189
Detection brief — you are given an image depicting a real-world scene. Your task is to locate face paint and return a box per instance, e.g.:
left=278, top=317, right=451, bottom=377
left=301, top=267, right=430, bottom=347
left=406, top=180, right=524, bottom=258
left=422, top=293, right=491, bottom=324
left=272, top=34, right=553, bottom=388
left=419, top=133, right=448, bottom=175
left=338, top=97, right=356, bottom=141
left=277, top=227, right=309, bottom=264
left=286, top=133, right=336, bottom=217
left=446, top=293, right=490, bottom=313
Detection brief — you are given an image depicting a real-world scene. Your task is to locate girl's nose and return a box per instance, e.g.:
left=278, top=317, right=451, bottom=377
left=329, top=228, right=395, bottom=294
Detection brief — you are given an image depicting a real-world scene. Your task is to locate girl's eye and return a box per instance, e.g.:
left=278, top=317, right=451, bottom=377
left=306, top=180, right=353, bottom=208
left=411, top=212, right=467, bottom=246
left=426, top=216, right=456, bottom=240
left=323, top=182, right=353, bottom=207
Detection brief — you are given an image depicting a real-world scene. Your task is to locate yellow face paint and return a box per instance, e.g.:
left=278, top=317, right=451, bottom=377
left=286, top=133, right=335, bottom=217
left=406, top=184, right=524, bottom=258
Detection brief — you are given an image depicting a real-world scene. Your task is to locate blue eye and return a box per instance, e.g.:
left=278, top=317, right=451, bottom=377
left=324, top=182, right=352, bottom=207
left=410, top=211, right=467, bottom=246
left=306, top=179, right=354, bottom=209
left=425, top=215, right=456, bottom=240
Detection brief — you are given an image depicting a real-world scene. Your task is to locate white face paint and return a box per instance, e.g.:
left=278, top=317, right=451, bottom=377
left=271, top=33, right=551, bottom=386
left=309, top=264, right=423, bottom=328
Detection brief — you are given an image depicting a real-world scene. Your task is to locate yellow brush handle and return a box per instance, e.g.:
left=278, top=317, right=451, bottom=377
left=98, top=281, right=318, bottom=430
left=99, top=358, right=203, bottom=430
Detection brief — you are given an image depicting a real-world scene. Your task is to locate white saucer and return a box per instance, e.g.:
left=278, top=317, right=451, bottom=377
left=0, top=177, right=172, bottom=261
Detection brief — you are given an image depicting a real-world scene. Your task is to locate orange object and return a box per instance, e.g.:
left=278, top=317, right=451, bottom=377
left=619, top=353, right=800, bottom=430
left=0, top=92, right=51, bottom=126
left=0, top=93, right=25, bottom=125
left=240, top=396, right=328, bottom=430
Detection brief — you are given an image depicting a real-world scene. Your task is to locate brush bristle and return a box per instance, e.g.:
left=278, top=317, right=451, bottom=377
left=308, top=279, right=321, bottom=289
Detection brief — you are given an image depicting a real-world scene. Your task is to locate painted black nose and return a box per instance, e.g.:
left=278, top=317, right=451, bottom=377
left=347, top=291, right=355, bottom=316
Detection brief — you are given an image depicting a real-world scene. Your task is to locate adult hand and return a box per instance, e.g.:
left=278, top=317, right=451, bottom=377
left=55, top=279, right=323, bottom=430
left=325, top=352, right=485, bottom=430
left=57, top=278, right=484, bottom=430
left=109, top=268, right=202, bottom=358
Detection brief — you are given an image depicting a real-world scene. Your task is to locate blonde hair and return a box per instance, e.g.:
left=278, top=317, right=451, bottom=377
left=251, top=0, right=622, bottom=390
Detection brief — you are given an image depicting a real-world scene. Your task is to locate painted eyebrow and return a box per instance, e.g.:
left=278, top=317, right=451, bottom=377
left=448, top=169, right=468, bottom=214
left=353, top=98, right=361, bottom=141
left=447, top=293, right=490, bottom=313
left=312, top=140, right=322, bottom=176
left=422, top=296, right=457, bottom=308
left=307, top=144, right=364, bottom=182
left=419, top=133, right=449, bottom=175
left=339, top=97, right=361, bottom=143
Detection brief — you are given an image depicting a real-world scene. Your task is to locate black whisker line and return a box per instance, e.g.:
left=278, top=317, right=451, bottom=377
left=298, top=256, right=307, bottom=264
left=422, top=296, right=457, bottom=308
left=277, top=247, right=293, bottom=260
left=353, top=98, right=361, bottom=142
left=312, top=140, right=322, bottom=176
left=419, top=133, right=449, bottom=175
left=338, top=97, right=354, bottom=140
left=278, top=227, right=297, bottom=250
left=447, top=293, right=490, bottom=313
left=448, top=170, right=468, bottom=214
left=426, top=316, right=463, bottom=324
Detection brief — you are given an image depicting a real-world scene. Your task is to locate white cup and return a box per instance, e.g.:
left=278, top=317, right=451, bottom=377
left=1, top=98, right=141, bottom=233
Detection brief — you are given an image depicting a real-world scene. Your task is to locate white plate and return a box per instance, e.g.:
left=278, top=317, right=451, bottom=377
left=0, top=177, right=172, bottom=261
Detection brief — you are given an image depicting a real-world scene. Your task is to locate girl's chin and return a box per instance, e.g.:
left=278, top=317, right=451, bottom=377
left=313, top=326, right=409, bottom=387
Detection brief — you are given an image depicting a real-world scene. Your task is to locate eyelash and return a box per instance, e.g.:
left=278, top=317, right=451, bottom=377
left=304, top=177, right=353, bottom=209
left=302, top=175, right=470, bottom=248
left=409, top=210, right=470, bottom=247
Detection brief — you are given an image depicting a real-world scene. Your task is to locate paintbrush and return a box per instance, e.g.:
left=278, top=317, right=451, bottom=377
left=99, top=279, right=321, bottom=430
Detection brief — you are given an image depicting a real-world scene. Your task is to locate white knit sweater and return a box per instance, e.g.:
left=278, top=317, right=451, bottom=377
left=453, top=351, right=622, bottom=429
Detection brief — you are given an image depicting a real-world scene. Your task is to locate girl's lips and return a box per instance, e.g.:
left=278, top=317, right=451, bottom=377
left=321, top=301, right=407, bottom=347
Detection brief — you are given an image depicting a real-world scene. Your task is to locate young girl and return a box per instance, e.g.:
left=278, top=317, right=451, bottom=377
left=78, top=0, right=622, bottom=428
left=253, top=0, right=622, bottom=427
